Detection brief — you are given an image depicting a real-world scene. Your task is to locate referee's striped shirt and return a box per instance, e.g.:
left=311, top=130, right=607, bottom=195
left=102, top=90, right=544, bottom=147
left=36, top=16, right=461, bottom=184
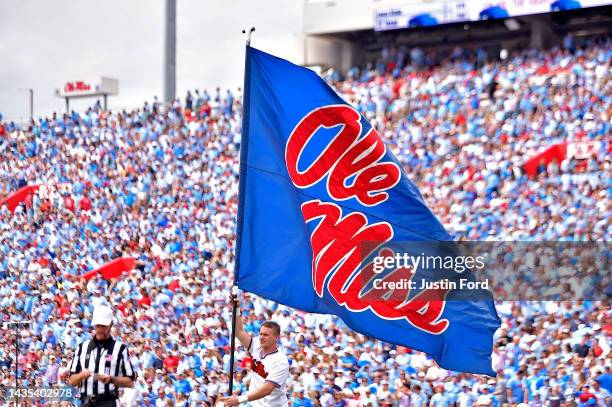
left=69, top=338, right=135, bottom=399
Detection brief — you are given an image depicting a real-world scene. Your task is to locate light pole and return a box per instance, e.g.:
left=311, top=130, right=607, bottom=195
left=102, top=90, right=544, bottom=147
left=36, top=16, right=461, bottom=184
left=17, top=88, right=34, bottom=121
left=163, top=0, right=176, bottom=105
left=3, top=321, right=32, bottom=405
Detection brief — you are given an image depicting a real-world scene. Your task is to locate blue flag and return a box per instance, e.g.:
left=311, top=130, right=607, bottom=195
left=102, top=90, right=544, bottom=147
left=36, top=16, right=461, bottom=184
left=235, top=46, right=500, bottom=375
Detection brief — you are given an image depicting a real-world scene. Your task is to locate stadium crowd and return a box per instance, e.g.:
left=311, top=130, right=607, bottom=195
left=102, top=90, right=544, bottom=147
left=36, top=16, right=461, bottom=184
left=0, top=35, right=610, bottom=406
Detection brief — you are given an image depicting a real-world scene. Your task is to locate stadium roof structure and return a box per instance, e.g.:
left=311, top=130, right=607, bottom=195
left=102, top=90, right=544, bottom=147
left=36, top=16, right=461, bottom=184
left=301, top=0, right=612, bottom=71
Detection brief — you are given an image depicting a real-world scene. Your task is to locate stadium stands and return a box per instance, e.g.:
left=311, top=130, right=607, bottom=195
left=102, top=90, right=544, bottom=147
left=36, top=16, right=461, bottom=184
left=0, top=36, right=609, bottom=406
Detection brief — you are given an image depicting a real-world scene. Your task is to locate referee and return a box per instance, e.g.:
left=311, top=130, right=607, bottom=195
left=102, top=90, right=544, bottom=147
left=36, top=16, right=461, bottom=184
left=67, top=305, right=135, bottom=406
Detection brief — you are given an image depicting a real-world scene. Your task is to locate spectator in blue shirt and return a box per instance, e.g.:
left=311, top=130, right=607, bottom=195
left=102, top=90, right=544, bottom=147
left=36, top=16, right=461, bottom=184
left=291, top=389, right=313, bottom=407
left=174, top=371, right=192, bottom=396
left=508, top=370, right=528, bottom=404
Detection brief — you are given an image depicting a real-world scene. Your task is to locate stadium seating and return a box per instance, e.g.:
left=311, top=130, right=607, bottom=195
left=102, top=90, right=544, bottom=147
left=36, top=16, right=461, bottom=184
left=0, top=36, right=609, bottom=406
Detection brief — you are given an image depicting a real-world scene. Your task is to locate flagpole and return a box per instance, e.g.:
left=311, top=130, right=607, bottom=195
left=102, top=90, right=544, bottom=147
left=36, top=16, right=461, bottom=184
left=228, top=26, right=255, bottom=399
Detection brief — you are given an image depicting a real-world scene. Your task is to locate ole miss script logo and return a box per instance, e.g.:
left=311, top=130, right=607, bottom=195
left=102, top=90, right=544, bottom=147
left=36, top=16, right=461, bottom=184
left=285, top=105, right=449, bottom=334
left=252, top=360, right=268, bottom=379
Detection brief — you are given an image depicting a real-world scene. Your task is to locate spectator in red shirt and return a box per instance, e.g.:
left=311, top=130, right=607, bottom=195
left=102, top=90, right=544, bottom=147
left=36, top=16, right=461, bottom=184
left=137, top=288, right=152, bottom=307
left=163, top=351, right=180, bottom=373
left=578, top=384, right=597, bottom=405
left=79, top=195, right=91, bottom=211
left=199, top=103, right=211, bottom=118
left=64, top=194, right=75, bottom=212
left=58, top=301, right=71, bottom=319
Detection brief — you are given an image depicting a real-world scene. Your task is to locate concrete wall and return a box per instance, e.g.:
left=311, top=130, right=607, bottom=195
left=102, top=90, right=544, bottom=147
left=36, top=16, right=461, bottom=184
left=304, top=35, right=355, bottom=71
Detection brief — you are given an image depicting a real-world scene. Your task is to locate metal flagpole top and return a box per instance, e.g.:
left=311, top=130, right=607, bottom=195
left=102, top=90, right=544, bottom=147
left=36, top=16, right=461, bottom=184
left=242, top=27, right=255, bottom=46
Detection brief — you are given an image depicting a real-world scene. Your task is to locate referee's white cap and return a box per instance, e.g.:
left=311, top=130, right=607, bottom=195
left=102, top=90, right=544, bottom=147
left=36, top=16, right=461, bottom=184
left=92, top=305, right=114, bottom=326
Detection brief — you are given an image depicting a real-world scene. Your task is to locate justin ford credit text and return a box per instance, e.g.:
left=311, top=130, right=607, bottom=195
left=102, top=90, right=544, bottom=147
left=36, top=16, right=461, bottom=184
left=370, top=252, right=489, bottom=291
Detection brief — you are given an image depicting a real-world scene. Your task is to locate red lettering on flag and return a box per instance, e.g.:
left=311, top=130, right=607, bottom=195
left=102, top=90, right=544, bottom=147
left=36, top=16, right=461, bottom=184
left=301, top=199, right=393, bottom=296
left=302, top=200, right=449, bottom=334
left=286, top=105, right=401, bottom=206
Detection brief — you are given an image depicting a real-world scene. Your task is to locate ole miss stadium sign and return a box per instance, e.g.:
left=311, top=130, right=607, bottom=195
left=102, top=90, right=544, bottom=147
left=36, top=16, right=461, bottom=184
left=64, top=81, right=93, bottom=93
left=56, top=77, right=119, bottom=98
